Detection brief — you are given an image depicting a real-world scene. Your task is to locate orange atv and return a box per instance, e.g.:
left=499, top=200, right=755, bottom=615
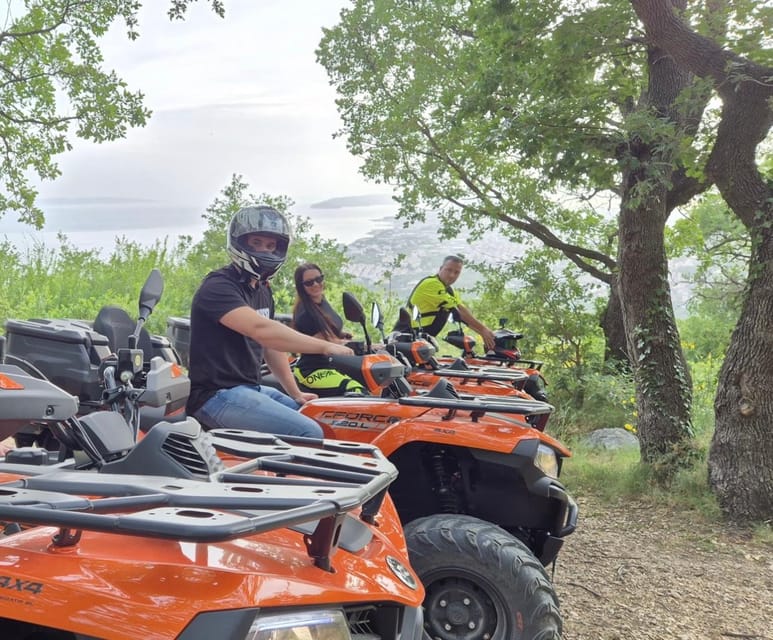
left=363, top=301, right=551, bottom=432
left=0, top=309, right=423, bottom=639
left=277, top=298, right=578, bottom=640
left=378, top=305, right=545, bottom=404
left=442, top=310, right=549, bottom=402
left=4, top=269, right=188, bottom=452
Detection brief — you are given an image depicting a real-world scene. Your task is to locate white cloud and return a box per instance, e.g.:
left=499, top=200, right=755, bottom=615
left=3, top=1, right=395, bottom=247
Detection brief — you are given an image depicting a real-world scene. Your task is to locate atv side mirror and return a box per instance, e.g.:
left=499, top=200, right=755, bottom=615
left=407, top=304, right=423, bottom=337
left=499, top=317, right=508, bottom=329
left=343, top=292, right=372, bottom=351
left=138, top=269, right=164, bottom=321
left=398, top=306, right=412, bottom=330
left=371, top=302, right=387, bottom=342
left=451, top=308, right=462, bottom=323
left=371, top=302, right=383, bottom=331
left=129, top=269, right=164, bottom=350
left=342, top=292, right=366, bottom=324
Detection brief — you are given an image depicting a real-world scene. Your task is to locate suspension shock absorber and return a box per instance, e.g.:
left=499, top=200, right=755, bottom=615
left=431, top=449, right=461, bottom=513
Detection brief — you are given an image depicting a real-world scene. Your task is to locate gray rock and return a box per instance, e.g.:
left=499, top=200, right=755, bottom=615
left=584, top=427, right=640, bottom=451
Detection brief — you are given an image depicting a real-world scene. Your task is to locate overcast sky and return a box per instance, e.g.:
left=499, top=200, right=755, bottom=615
left=1, top=1, right=397, bottom=250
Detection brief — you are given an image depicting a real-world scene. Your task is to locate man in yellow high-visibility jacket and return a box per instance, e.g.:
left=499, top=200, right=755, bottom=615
left=394, top=255, right=496, bottom=351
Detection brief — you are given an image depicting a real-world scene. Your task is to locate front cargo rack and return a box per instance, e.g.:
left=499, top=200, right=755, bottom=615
left=0, top=431, right=396, bottom=571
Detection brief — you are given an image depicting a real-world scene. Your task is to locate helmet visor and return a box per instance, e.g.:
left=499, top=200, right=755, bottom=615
left=231, top=206, right=288, bottom=236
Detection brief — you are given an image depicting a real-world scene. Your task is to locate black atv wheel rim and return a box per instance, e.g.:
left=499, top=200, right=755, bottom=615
left=422, top=570, right=505, bottom=640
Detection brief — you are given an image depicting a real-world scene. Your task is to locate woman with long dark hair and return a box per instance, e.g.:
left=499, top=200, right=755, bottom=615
left=292, top=263, right=365, bottom=396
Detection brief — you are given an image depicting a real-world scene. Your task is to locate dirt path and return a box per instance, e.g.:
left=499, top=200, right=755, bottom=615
left=554, top=495, right=773, bottom=640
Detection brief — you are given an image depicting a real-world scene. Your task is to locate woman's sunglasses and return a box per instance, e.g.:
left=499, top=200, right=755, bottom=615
left=302, top=274, right=325, bottom=287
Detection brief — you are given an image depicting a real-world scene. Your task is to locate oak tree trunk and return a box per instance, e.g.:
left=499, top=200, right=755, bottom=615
left=706, top=70, right=773, bottom=523
left=599, top=280, right=629, bottom=367
left=631, top=0, right=773, bottom=521
left=618, top=183, right=694, bottom=474
left=710, top=231, right=773, bottom=522
left=617, top=22, right=697, bottom=477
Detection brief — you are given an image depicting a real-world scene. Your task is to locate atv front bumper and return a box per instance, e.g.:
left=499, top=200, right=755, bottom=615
left=468, top=442, right=579, bottom=566
left=537, top=477, right=578, bottom=565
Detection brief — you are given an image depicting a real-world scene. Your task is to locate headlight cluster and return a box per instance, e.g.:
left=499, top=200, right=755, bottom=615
left=246, top=610, right=351, bottom=640
left=534, top=444, right=559, bottom=479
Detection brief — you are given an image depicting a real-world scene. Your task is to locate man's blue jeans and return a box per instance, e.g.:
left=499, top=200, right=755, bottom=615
left=193, top=384, right=323, bottom=438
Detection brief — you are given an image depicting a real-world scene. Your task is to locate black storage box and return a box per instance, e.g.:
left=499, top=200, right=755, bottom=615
left=3, top=318, right=112, bottom=402
left=165, top=313, right=292, bottom=369
left=150, top=333, right=182, bottom=365
left=166, top=316, right=191, bottom=367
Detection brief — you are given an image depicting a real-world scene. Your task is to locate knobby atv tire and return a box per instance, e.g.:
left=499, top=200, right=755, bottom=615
left=405, top=514, right=562, bottom=640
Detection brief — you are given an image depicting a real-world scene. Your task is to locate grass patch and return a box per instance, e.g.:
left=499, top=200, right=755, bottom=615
left=752, top=522, right=773, bottom=544
left=561, top=444, right=645, bottom=500
left=560, top=437, right=773, bottom=546
left=562, top=442, right=722, bottom=521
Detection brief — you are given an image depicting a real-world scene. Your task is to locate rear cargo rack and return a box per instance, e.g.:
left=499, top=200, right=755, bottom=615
left=0, top=432, right=396, bottom=571
left=398, top=393, right=553, bottom=422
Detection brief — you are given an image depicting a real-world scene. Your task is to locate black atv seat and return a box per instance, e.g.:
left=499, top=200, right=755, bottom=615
left=93, top=305, right=154, bottom=360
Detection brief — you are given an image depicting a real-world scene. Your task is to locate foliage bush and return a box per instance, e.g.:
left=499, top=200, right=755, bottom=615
left=0, top=174, right=726, bottom=473
left=0, top=175, right=377, bottom=341
left=685, top=354, right=723, bottom=439
left=549, top=367, right=637, bottom=442
left=562, top=444, right=723, bottom=521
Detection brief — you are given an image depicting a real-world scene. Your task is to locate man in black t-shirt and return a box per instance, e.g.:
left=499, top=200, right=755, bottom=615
left=186, top=206, right=352, bottom=437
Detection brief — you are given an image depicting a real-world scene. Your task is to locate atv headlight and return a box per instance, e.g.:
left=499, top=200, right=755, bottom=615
left=246, top=609, right=351, bottom=640
left=535, top=444, right=559, bottom=479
